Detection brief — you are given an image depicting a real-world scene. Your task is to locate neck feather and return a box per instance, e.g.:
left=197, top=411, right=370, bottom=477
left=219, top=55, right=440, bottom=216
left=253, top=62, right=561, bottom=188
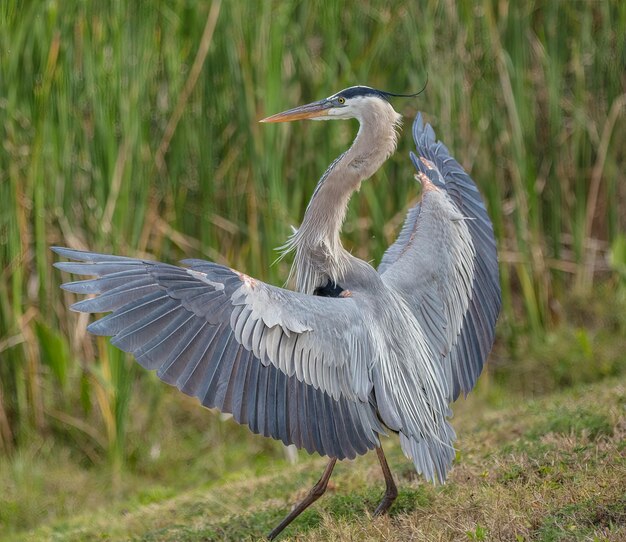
left=281, top=100, right=402, bottom=293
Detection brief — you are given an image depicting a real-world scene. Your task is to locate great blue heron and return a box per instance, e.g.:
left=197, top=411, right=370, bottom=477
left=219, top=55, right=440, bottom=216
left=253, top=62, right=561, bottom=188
left=53, top=85, right=500, bottom=540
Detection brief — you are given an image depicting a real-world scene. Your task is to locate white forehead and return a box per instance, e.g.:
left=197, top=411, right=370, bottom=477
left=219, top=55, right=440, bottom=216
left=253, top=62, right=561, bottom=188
left=326, top=95, right=387, bottom=118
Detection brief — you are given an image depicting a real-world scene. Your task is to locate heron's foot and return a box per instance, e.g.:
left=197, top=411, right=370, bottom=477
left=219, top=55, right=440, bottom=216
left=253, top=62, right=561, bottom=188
left=267, top=458, right=337, bottom=541
left=373, top=445, right=398, bottom=517
left=373, top=483, right=398, bottom=516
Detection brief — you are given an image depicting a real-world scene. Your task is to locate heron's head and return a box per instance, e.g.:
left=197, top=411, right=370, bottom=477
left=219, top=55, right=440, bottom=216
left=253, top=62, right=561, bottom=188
left=260, top=85, right=420, bottom=124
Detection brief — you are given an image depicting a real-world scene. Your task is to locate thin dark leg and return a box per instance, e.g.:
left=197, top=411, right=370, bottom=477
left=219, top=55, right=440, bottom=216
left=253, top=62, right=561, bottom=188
left=267, top=457, right=337, bottom=541
left=373, top=445, right=398, bottom=516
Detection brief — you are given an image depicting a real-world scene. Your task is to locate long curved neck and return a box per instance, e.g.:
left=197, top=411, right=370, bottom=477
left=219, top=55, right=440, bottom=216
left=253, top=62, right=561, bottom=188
left=283, top=101, right=402, bottom=294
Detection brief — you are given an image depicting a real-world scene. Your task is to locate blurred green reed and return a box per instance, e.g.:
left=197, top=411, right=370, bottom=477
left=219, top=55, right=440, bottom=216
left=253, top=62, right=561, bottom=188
left=0, top=0, right=624, bottom=465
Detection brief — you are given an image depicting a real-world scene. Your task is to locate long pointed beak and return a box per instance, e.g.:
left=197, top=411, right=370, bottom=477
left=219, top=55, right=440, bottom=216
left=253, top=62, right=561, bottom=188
left=260, top=99, right=331, bottom=123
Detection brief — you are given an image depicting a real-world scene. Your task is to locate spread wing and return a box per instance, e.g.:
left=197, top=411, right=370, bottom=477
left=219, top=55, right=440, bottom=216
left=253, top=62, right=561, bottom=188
left=379, top=113, right=501, bottom=401
left=53, top=247, right=385, bottom=459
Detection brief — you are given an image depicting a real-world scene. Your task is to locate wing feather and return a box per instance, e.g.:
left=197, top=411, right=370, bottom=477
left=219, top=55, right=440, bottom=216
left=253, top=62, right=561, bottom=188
left=158, top=320, right=211, bottom=385
left=134, top=312, right=195, bottom=367
left=177, top=325, right=222, bottom=396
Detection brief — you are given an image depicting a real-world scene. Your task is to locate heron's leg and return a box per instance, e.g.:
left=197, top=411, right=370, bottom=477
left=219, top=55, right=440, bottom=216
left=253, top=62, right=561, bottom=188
left=373, top=445, right=398, bottom=516
left=267, top=457, right=337, bottom=541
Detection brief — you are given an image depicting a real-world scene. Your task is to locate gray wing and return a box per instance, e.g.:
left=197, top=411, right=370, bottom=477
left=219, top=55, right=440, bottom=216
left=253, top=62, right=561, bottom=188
left=379, top=113, right=501, bottom=402
left=53, top=247, right=384, bottom=459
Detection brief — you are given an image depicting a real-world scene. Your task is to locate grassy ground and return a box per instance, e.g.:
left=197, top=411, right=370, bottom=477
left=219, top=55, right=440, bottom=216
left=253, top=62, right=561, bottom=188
left=4, top=376, right=624, bottom=542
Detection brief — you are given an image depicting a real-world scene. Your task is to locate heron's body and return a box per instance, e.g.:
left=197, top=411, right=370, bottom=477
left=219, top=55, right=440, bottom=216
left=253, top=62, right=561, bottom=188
left=54, top=85, right=500, bottom=539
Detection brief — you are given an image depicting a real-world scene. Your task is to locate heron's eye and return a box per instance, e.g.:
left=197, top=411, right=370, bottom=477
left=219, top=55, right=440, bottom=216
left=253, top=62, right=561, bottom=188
left=337, top=96, right=346, bottom=105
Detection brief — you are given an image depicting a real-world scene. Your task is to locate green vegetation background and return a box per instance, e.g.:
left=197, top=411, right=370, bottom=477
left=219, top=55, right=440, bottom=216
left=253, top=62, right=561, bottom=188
left=1, top=1, right=625, bottom=540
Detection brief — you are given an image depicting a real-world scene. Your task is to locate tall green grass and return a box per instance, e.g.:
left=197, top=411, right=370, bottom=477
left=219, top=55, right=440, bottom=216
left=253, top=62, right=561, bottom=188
left=0, top=0, right=624, bottom=460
